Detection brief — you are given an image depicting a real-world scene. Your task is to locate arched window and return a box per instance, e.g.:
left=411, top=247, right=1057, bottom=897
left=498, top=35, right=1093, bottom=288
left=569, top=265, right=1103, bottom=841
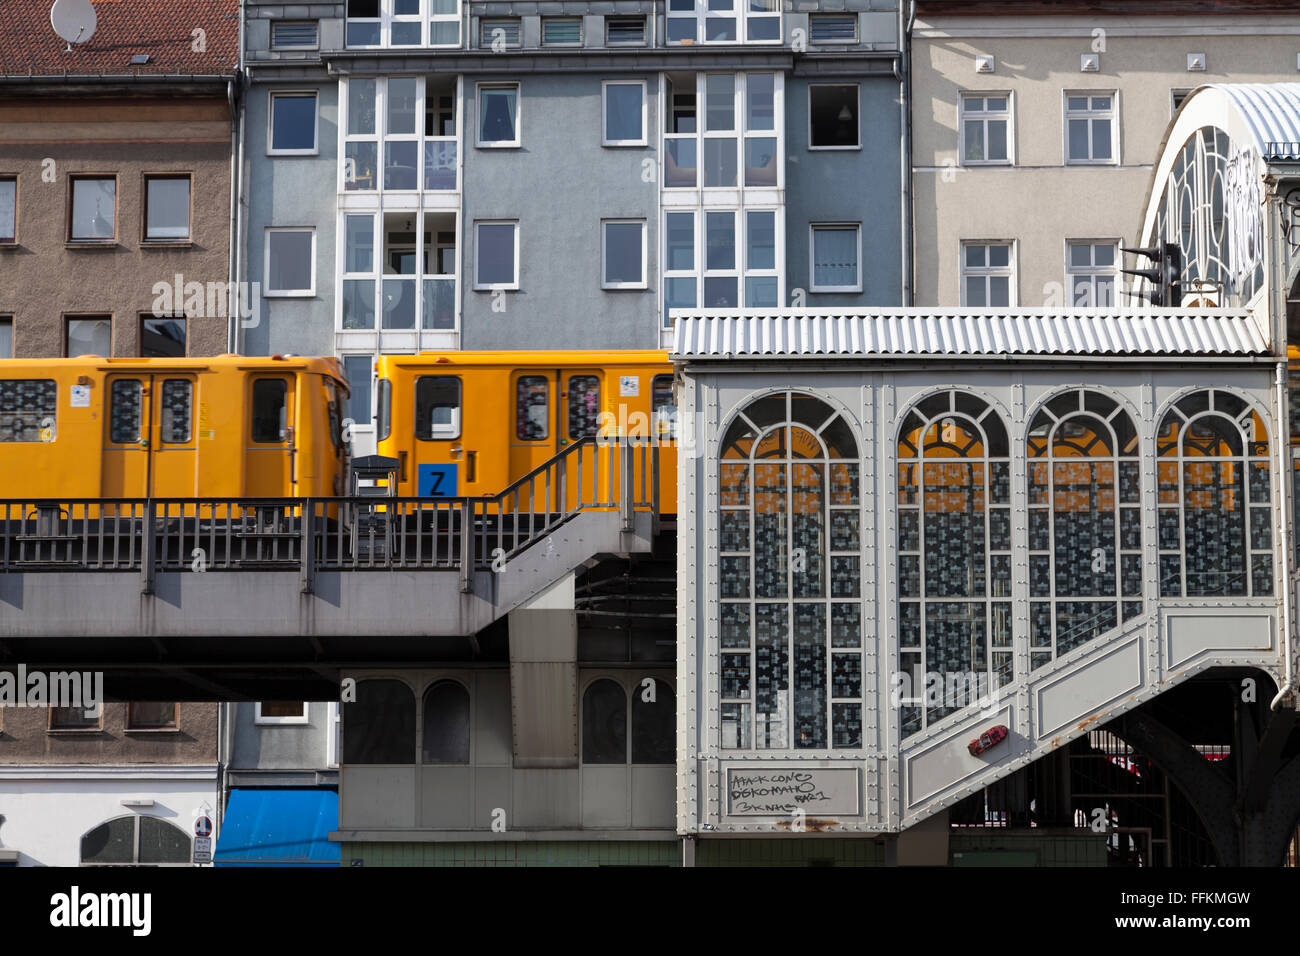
left=81, top=815, right=191, bottom=865
left=1157, top=390, right=1272, bottom=597
left=897, top=390, right=1010, bottom=736
left=342, top=679, right=416, bottom=764
left=582, top=679, right=627, bottom=764
left=718, top=391, right=862, bottom=750
left=1027, top=390, right=1142, bottom=669
left=422, top=680, right=470, bottom=763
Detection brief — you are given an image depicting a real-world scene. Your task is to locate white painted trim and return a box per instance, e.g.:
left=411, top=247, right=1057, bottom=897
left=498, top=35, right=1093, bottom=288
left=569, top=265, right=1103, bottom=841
left=1063, top=89, right=1121, bottom=167
left=958, top=90, right=1014, bottom=166
left=809, top=222, right=863, bottom=293
left=914, top=15, right=1300, bottom=40
left=0, top=765, right=219, bottom=781
left=472, top=219, right=519, bottom=290
left=255, top=701, right=309, bottom=725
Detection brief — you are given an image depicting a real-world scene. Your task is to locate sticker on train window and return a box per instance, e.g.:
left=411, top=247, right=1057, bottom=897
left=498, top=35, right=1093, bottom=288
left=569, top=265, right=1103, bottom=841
left=418, top=463, right=458, bottom=497
left=619, top=375, right=639, bottom=397
left=70, top=384, right=91, bottom=407
left=110, top=380, right=143, bottom=444
left=652, top=374, right=677, bottom=441
left=160, top=379, right=192, bottom=443
left=517, top=376, right=549, bottom=441
left=0, top=379, right=57, bottom=443
left=569, top=375, right=600, bottom=440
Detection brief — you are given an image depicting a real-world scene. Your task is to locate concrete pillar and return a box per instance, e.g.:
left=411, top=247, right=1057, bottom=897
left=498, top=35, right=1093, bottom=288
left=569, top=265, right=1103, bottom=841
left=895, top=809, right=950, bottom=865
left=507, top=571, right=578, bottom=769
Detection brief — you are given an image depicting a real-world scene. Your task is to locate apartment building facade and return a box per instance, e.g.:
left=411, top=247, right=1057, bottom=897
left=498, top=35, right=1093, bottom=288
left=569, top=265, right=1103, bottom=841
left=0, top=1, right=239, bottom=360
left=0, top=702, right=219, bottom=867
left=910, top=0, right=1300, bottom=309
left=241, top=0, right=904, bottom=452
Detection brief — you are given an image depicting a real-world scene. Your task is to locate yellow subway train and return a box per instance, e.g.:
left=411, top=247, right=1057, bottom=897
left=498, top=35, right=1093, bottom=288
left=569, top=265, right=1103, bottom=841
left=0, top=355, right=349, bottom=499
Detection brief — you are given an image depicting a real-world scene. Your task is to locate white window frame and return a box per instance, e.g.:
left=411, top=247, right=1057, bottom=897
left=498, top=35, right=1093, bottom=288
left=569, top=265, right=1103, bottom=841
left=958, top=91, right=1013, bottom=166
left=326, top=701, right=341, bottom=767
left=959, top=240, right=1017, bottom=307
left=602, top=80, right=648, bottom=147
left=473, top=219, right=519, bottom=291
left=267, top=90, right=319, bottom=156
left=1171, top=88, right=1192, bottom=117
left=667, top=0, right=781, bottom=46
left=264, top=227, right=317, bottom=297
left=476, top=81, right=520, bottom=149
left=429, top=0, right=462, bottom=48
left=344, top=0, right=463, bottom=49
left=808, top=83, right=861, bottom=152
left=809, top=222, right=862, bottom=293
left=1065, top=239, right=1120, bottom=308
left=664, top=72, right=784, bottom=192
left=1063, top=89, right=1119, bottom=166
left=255, top=702, right=310, bottom=725
left=601, top=219, right=648, bottom=290
left=382, top=75, right=422, bottom=192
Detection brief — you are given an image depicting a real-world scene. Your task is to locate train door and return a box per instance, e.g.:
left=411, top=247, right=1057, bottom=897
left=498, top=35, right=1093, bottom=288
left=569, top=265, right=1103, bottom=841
left=102, top=374, right=150, bottom=497
left=510, top=369, right=555, bottom=490
left=245, top=374, right=296, bottom=497
left=148, top=376, right=198, bottom=496
left=101, top=373, right=199, bottom=497
left=562, top=369, right=604, bottom=507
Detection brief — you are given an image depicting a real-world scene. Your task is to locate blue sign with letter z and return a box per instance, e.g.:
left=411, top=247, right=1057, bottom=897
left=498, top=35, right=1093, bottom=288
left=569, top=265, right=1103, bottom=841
left=418, top=464, right=458, bottom=497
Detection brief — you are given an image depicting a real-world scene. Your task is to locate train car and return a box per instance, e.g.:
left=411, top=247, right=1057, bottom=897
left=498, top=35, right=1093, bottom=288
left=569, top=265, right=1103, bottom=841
left=0, top=355, right=348, bottom=499
left=375, top=351, right=678, bottom=514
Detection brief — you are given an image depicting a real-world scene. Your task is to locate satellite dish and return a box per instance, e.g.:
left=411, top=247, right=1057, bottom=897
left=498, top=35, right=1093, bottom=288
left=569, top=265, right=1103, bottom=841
left=50, top=0, right=97, bottom=48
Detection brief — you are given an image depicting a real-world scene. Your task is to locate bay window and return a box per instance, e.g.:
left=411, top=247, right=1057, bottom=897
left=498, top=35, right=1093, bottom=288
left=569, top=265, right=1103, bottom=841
left=667, top=0, right=780, bottom=44
left=346, top=0, right=462, bottom=48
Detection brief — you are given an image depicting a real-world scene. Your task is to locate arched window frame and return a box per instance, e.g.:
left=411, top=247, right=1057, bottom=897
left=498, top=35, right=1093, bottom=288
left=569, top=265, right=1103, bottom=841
left=80, top=814, right=192, bottom=867
left=896, top=389, right=1011, bottom=737
left=580, top=673, right=676, bottom=766
left=1156, top=388, right=1273, bottom=598
left=421, top=677, right=472, bottom=764
left=341, top=675, right=418, bottom=765
left=1026, top=388, right=1142, bottom=670
left=716, top=390, right=863, bottom=752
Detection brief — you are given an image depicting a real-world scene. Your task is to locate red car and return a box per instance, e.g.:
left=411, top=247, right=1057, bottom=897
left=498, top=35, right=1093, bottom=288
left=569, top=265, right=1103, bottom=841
left=968, top=724, right=1009, bottom=757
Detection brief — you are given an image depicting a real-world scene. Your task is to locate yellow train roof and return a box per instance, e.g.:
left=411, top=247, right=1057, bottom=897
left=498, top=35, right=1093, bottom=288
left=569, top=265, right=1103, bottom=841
left=381, top=350, right=672, bottom=369
left=0, top=354, right=347, bottom=384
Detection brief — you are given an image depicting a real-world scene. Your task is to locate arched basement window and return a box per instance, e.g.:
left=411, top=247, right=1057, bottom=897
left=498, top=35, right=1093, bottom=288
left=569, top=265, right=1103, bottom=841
left=582, top=679, right=627, bottom=764
left=1027, top=389, right=1141, bottom=669
left=718, top=391, right=862, bottom=750
left=81, top=815, right=191, bottom=865
left=422, top=680, right=470, bottom=763
left=897, top=390, right=1010, bottom=737
left=1157, top=389, right=1272, bottom=598
left=343, top=678, right=416, bottom=764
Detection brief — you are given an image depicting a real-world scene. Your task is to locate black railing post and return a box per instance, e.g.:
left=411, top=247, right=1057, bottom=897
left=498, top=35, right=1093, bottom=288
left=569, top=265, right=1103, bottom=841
left=140, top=499, right=156, bottom=595
left=300, top=498, right=315, bottom=594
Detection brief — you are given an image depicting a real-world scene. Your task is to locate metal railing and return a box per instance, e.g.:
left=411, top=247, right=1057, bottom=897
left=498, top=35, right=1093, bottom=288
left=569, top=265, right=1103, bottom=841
left=0, top=437, right=660, bottom=593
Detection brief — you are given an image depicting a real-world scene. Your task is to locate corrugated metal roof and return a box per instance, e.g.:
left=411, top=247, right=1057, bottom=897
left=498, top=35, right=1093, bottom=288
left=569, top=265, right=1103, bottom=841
left=1208, top=83, right=1300, bottom=160
left=670, top=308, right=1268, bottom=360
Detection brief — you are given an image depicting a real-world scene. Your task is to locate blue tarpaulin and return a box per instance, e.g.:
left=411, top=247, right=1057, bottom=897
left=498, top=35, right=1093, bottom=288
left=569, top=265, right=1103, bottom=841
left=213, top=789, right=340, bottom=867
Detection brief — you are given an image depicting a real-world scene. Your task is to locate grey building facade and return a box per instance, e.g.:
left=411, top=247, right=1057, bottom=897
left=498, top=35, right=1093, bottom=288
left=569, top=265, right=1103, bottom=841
left=241, top=0, right=903, bottom=450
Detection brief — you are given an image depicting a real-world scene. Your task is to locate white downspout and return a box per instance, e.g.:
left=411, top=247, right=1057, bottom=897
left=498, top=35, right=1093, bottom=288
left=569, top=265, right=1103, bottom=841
left=1271, top=355, right=1294, bottom=710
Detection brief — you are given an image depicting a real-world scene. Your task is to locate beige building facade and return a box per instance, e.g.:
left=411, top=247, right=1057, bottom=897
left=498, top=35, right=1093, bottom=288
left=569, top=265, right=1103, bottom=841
left=910, top=0, right=1300, bottom=308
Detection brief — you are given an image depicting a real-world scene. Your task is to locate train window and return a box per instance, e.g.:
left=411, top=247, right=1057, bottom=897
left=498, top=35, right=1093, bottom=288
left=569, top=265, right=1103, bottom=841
left=415, top=376, right=461, bottom=440
left=251, top=379, right=288, bottom=443
left=326, top=389, right=343, bottom=451
left=652, top=375, right=677, bottom=440
left=159, top=380, right=192, bottom=444
left=0, top=379, right=57, bottom=443
left=109, top=380, right=143, bottom=444
left=568, top=375, right=600, bottom=440
left=517, top=375, right=549, bottom=441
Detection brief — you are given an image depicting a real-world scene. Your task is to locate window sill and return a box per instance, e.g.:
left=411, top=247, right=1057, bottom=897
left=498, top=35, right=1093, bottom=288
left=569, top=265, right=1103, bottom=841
left=475, top=142, right=521, bottom=149
left=810, top=286, right=864, bottom=294
left=47, top=728, right=105, bottom=736
left=65, top=240, right=118, bottom=250
left=602, top=141, right=649, bottom=149
left=472, top=284, right=518, bottom=292
left=124, top=727, right=182, bottom=734
left=263, top=290, right=316, bottom=298
left=809, top=145, right=862, bottom=152
left=602, top=284, right=649, bottom=291
left=140, top=240, right=193, bottom=250
left=0, top=241, right=17, bottom=250
left=267, top=149, right=320, bottom=158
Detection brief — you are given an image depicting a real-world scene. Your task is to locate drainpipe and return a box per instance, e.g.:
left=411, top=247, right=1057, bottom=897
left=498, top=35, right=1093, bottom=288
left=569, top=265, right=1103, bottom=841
left=227, top=76, right=238, bottom=354
left=1272, top=356, right=1295, bottom=710
left=898, top=0, right=915, bottom=306
left=230, top=0, right=248, bottom=354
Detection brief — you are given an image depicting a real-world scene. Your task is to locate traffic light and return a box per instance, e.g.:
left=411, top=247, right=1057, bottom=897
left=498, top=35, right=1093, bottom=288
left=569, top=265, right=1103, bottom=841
left=1120, top=242, right=1182, bottom=306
